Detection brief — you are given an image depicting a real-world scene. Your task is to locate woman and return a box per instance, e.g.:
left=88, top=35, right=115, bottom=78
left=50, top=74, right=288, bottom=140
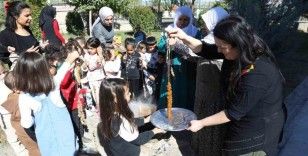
left=0, top=1, right=40, bottom=65
left=92, top=7, right=115, bottom=45
left=39, top=5, right=65, bottom=47
left=168, top=16, right=285, bottom=156
left=159, top=6, right=200, bottom=110
left=166, top=6, right=199, bottom=38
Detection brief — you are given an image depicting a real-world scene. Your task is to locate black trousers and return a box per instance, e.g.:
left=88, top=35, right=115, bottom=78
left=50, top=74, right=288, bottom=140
left=128, top=79, right=142, bottom=99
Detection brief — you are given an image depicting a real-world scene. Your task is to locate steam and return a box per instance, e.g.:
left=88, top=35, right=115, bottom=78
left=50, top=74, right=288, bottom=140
left=129, top=95, right=157, bottom=118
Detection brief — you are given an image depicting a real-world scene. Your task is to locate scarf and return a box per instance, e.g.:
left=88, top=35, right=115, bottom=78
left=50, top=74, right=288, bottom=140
left=201, top=7, right=229, bottom=44
left=166, top=6, right=198, bottom=38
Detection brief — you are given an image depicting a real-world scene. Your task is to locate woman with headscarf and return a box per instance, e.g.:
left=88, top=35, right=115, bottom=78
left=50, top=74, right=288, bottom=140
left=92, top=7, right=115, bottom=45
left=166, top=6, right=199, bottom=39
left=158, top=6, right=200, bottom=110
left=39, top=5, right=65, bottom=47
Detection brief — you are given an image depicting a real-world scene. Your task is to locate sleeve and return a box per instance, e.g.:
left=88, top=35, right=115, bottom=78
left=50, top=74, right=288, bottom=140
left=134, top=118, right=145, bottom=127
left=92, top=25, right=106, bottom=45
left=52, top=20, right=65, bottom=44
left=0, top=30, right=11, bottom=55
left=129, top=131, right=155, bottom=145
left=112, top=58, right=122, bottom=72
left=172, top=40, right=194, bottom=57
left=60, top=69, right=73, bottom=89
left=196, top=42, right=225, bottom=59
left=19, top=94, right=41, bottom=128
left=225, top=69, right=269, bottom=121
left=54, top=62, right=71, bottom=89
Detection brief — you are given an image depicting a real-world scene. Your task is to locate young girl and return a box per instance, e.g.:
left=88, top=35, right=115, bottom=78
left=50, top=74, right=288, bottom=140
left=104, top=45, right=121, bottom=78
left=0, top=61, right=28, bottom=155
left=121, top=38, right=142, bottom=99
left=2, top=72, right=41, bottom=156
left=60, top=40, right=88, bottom=150
left=14, top=52, right=79, bottom=156
left=84, top=37, right=105, bottom=105
left=97, top=78, right=165, bottom=156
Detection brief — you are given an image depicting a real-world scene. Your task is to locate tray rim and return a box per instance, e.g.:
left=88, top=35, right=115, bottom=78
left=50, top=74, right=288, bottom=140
left=150, top=107, right=197, bottom=131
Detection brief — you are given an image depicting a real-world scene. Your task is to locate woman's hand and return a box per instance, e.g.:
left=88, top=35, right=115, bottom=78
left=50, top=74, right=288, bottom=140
left=168, top=37, right=177, bottom=46
left=40, top=40, right=49, bottom=49
left=26, top=46, right=39, bottom=53
left=165, top=27, right=189, bottom=40
left=152, top=128, right=166, bottom=135
left=7, top=46, right=15, bottom=53
left=187, top=120, right=205, bottom=132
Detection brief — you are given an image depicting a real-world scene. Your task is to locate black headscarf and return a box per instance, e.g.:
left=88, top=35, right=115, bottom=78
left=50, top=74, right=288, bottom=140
left=39, top=6, right=56, bottom=28
left=39, top=5, right=62, bottom=47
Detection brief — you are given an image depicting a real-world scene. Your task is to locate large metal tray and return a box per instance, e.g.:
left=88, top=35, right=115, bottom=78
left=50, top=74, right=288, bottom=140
left=150, top=108, right=197, bottom=131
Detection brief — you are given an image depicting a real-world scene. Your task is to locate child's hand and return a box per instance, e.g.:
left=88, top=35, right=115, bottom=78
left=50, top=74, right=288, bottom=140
left=97, top=46, right=103, bottom=57
left=152, top=128, right=166, bottom=134
left=149, top=75, right=155, bottom=81
left=66, top=50, right=80, bottom=64
left=144, top=115, right=151, bottom=123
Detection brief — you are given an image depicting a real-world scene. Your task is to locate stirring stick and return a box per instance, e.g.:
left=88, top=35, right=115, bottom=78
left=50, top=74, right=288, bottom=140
left=166, top=33, right=173, bottom=120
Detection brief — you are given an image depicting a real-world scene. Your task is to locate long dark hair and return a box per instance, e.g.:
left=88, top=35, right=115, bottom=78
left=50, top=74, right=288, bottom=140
left=98, top=78, right=135, bottom=140
left=13, top=52, right=54, bottom=95
left=213, top=15, right=278, bottom=100
left=39, top=5, right=56, bottom=28
left=5, top=1, right=31, bottom=31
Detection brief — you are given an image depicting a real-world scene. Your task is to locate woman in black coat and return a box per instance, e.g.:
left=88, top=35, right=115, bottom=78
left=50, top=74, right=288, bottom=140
left=167, top=16, right=285, bottom=156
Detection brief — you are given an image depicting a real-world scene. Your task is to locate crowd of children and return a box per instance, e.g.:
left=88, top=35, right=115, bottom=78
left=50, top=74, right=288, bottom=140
left=0, top=2, right=199, bottom=156
left=0, top=29, right=170, bottom=155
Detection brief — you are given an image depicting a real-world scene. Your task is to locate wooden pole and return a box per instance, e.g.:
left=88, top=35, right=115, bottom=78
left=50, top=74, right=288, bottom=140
left=89, top=10, right=92, bottom=36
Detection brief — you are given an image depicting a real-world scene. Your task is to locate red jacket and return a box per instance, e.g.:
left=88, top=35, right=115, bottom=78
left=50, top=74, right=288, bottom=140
left=60, top=69, right=86, bottom=111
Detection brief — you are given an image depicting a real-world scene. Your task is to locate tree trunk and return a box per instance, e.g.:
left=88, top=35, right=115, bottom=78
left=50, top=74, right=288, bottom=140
left=192, top=59, right=227, bottom=156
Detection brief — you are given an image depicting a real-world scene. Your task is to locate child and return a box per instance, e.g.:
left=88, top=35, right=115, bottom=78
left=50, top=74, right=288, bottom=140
left=60, top=40, right=88, bottom=150
left=84, top=37, right=105, bottom=105
left=14, top=52, right=78, bottom=156
left=97, top=78, right=165, bottom=156
left=137, top=41, right=155, bottom=97
left=154, top=52, right=167, bottom=103
left=137, top=41, right=147, bottom=69
left=121, top=37, right=142, bottom=99
left=0, top=61, right=28, bottom=155
left=133, top=25, right=146, bottom=43
left=104, top=44, right=121, bottom=78
left=2, top=72, right=41, bottom=156
left=44, top=44, right=66, bottom=76
left=0, top=60, right=9, bottom=82
left=145, top=36, right=159, bottom=73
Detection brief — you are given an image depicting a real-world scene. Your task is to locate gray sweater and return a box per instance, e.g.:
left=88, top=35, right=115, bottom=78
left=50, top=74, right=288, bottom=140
left=92, top=22, right=115, bottom=44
